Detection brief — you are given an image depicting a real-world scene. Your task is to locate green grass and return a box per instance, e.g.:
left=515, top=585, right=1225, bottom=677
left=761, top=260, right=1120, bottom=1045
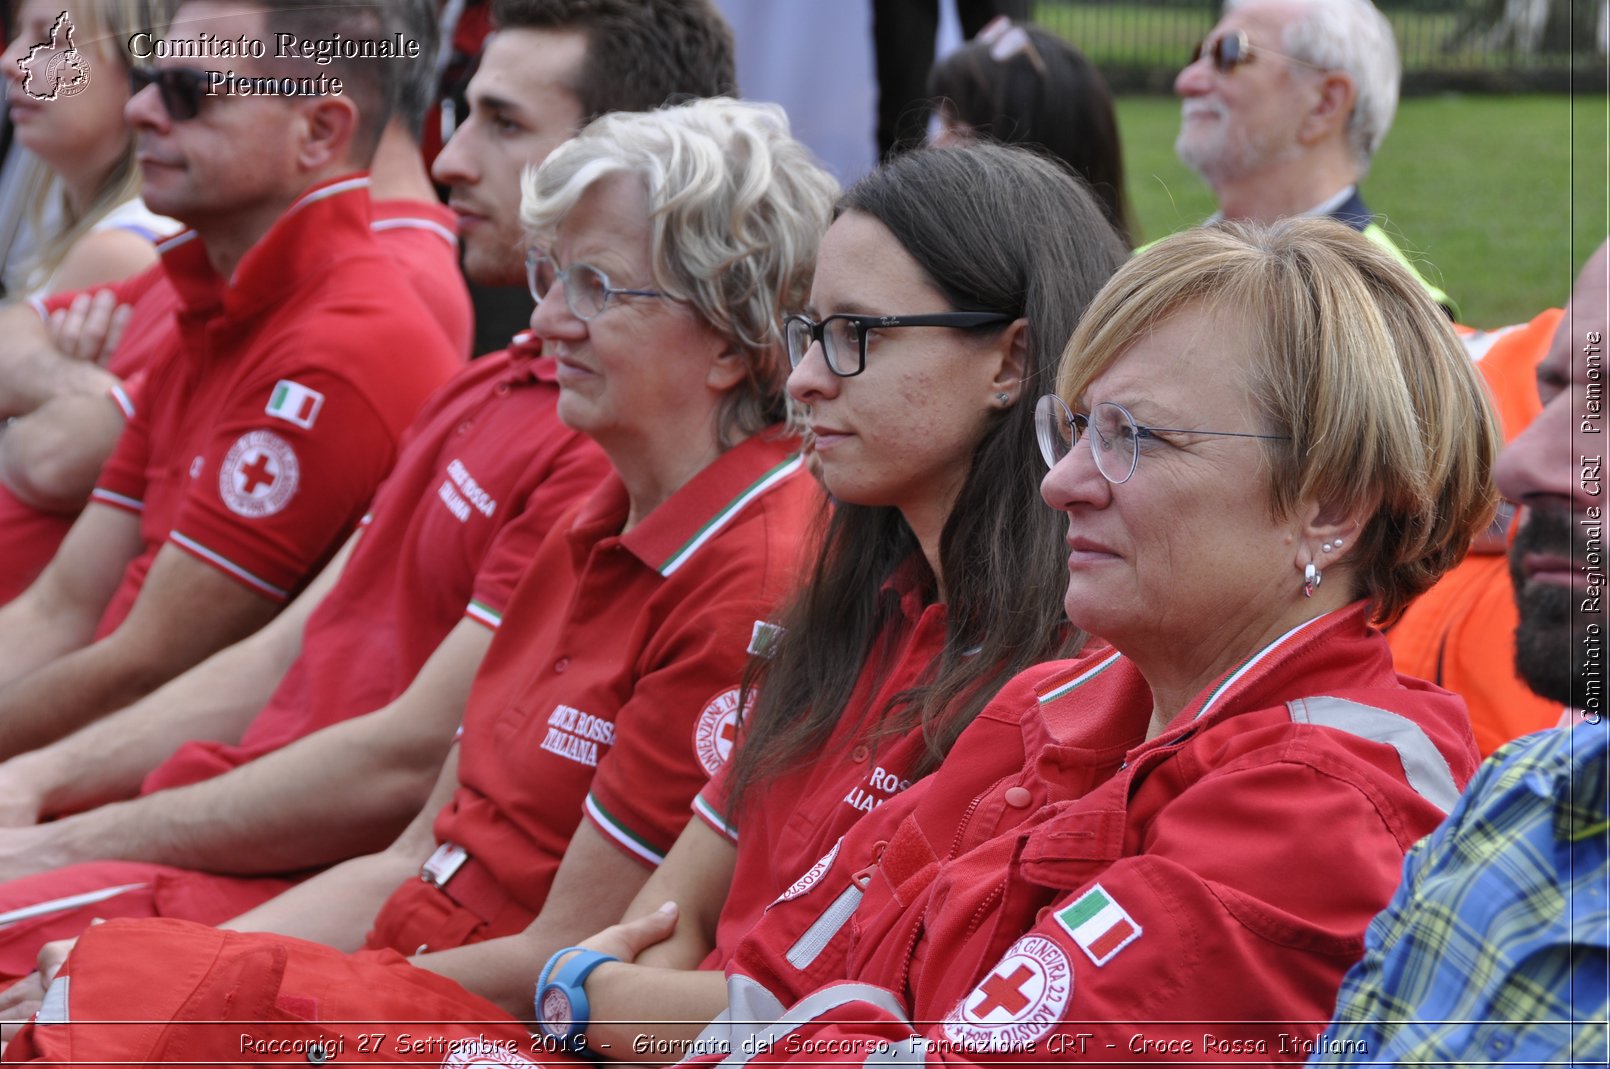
left=1035, top=3, right=1578, bottom=70
left=1116, top=92, right=1608, bottom=327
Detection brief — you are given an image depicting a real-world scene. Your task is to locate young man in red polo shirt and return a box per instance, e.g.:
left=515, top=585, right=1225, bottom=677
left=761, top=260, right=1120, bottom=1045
left=0, top=0, right=472, bottom=603
left=0, top=0, right=737, bottom=982
left=0, top=0, right=463, bottom=760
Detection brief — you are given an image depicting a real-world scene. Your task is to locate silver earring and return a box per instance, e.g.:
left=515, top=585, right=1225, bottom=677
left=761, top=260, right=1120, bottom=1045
left=1303, top=562, right=1322, bottom=598
left=996, top=392, right=1011, bottom=405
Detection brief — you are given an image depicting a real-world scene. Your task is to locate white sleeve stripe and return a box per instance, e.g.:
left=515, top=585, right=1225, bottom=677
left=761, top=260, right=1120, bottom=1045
left=168, top=531, right=289, bottom=599
left=89, top=488, right=144, bottom=512
left=712, top=983, right=915, bottom=1069
left=464, top=600, right=502, bottom=630
left=692, top=793, right=738, bottom=841
left=370, top=217, right=459, bottom=246
left=582, top=793, right=667, bottom=865
left=108, top=383, right=136, bottom=420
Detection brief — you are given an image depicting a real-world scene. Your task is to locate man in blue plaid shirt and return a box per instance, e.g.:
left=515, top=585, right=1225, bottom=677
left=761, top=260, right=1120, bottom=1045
left=1312, top=242, right=1609, bottom=1065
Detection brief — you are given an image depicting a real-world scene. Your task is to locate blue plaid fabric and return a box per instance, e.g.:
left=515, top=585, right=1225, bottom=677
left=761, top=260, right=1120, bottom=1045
left=1312, top=724, right=1609, bottom=1066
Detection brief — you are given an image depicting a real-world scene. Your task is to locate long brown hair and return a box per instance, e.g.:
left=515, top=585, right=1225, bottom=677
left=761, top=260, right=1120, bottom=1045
left=725, top=144, right=1128, bottom=817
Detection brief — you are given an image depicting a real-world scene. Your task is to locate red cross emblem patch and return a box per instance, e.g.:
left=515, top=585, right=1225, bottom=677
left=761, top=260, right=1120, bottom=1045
left=219, top=430, right=300, bottom=518
left=693, top=686, right=746, bottom=775
left=942, top=935, right=1072, bottom=1052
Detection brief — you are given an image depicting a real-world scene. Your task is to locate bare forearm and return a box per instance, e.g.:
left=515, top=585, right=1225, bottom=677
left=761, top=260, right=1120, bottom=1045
left=0, top=304, right=119, bottom=418
left=225, top=746, right=462, bottom=948
left=222, top=846, right=420, bottom=950
left=5, top=626, right=299, bottom=818
left=11, top=616, right=481, bottom=874
left=0, top=638, right=183, bottom=760
left=413, top=932, right=553, bottom=1019
left=46, top=707, right=451, bottom=877
left=0, top=395, right=124, bottom=513
left=587, top=965, right=728, bottom=1066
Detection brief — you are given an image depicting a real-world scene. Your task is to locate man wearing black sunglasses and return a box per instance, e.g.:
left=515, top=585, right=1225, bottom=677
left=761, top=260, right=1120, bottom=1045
left=0, top=0, right=474, bottom=604
left=0, top=1, right=464, bottom=776
left=1172, top=0, right=1454, bottom=317
left=0, top=0, right=738, bottom=1018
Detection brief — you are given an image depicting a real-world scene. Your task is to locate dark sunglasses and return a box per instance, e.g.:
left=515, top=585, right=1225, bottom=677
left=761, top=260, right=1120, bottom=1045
left=1190, top=29, right=1325, bottom=74
left=129, top=65, right=212, bottom=120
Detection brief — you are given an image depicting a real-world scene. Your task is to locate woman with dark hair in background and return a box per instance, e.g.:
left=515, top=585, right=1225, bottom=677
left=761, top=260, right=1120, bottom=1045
left=929, top=17, right=1135, bottom=245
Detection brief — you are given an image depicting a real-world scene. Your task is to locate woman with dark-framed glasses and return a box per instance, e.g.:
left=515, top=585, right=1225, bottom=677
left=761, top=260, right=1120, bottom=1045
left=0, top=141, right=1128, bottom=1068
left=513, top=141, right=1127, bottom=1064
left=652, top=219, right=1498, bottom=1065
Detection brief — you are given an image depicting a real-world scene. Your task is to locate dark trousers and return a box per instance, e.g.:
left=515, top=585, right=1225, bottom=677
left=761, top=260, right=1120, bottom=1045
left=872, top=0, right=1030, bottom=158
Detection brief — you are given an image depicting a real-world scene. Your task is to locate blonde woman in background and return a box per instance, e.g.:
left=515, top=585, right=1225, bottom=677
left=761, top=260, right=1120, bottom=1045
left=2, top=0, right=177, bottom=298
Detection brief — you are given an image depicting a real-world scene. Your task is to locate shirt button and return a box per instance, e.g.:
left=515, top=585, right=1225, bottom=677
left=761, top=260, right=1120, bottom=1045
left=554, top=657, right=570, bottom=673
left=1003, top=786, right=1032, bottom=808
left=850, top=744, right=870, bottom=762
left=495, top=382, right=512, bottom=396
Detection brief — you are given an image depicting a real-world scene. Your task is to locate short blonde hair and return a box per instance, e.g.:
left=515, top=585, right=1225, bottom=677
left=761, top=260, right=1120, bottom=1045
left=1057, top=218, right=1498, bottom=625
left=520, top=98, right=838, bottom=444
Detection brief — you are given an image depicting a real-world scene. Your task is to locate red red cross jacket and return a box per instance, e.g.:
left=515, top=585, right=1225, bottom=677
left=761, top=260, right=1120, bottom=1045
left=692, top=603, right=1480, bottom=1065
left=4, top=606, right=1479, bottom=1067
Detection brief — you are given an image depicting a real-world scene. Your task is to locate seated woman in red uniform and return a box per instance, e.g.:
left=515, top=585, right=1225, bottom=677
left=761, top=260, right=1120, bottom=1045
left=523, top=142, right=1127, bottom=1050
left=0, top=95, right=836, bottom=1047
left=653, top=219, right=1498, bottom=1064
left=0, top=147, right=1127, bottom=1061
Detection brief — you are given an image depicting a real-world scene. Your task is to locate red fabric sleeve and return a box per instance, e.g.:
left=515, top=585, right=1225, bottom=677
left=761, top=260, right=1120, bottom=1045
left=582, top=597, right=766, bottom=867
left=466, top=443, right=610, bottom=629
left=692, top=761, right=739, bottom=842
left=168, top=367, right=397, bottom=600
left=721, top=758, right=1412, bottom=1066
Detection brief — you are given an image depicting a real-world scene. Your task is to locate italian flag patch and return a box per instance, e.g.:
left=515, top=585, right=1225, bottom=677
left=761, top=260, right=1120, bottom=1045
left=1055, top=884, right=1141, bottom=966
left=265, top=379, right=324, bottom=429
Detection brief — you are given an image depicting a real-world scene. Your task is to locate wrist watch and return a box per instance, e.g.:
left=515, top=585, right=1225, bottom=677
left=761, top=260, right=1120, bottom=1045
left=535, top=947, right=619, bottom=1049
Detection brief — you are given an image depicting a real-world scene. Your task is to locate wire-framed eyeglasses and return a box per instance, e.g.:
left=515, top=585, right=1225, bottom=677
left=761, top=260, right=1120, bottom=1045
left=784, top=311, right=1013, bottom=378
left=1034, top=394, right=1290, bottom=484
left=526, top=249, right=665, bottom=321
left=1189, top=29, right=1327, bottom=74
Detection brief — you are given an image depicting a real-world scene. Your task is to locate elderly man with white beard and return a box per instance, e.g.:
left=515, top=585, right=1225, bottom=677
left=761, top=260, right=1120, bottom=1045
left=1171, top=0, right=1455, bottom=316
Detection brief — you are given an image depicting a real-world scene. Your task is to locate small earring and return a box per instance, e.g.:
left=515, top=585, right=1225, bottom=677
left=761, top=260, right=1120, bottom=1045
left=996, top=392, right=1011, bottom=405
left=1303, top=561, right=1322, bottom=598
left=1321, top=541, right=1334, bottom=553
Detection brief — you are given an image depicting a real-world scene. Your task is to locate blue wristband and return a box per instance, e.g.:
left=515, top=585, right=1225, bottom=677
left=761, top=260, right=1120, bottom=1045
left=535, top=947, right=619, bottom=1049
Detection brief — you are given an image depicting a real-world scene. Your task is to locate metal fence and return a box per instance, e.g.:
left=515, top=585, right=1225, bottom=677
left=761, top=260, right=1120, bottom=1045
left=1034, top=0, right=1606, bottom=93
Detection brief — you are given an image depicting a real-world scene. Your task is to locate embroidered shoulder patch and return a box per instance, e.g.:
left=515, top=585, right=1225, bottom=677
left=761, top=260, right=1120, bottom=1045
left=769, top=838, right=842, bottom=908
left=941, top=935, right=1071, bottom=1051
left=219, top=431, right=300, bottom=518
left=694, top=687, right=743, bottom=775
left=265, top=379, right=324, bottom=429
left=1054, top=882, right=1142, bottom=966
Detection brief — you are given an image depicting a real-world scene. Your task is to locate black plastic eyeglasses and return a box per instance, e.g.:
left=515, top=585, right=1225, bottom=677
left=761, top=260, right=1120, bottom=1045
left=784, top=311, right=1013, bottom=378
